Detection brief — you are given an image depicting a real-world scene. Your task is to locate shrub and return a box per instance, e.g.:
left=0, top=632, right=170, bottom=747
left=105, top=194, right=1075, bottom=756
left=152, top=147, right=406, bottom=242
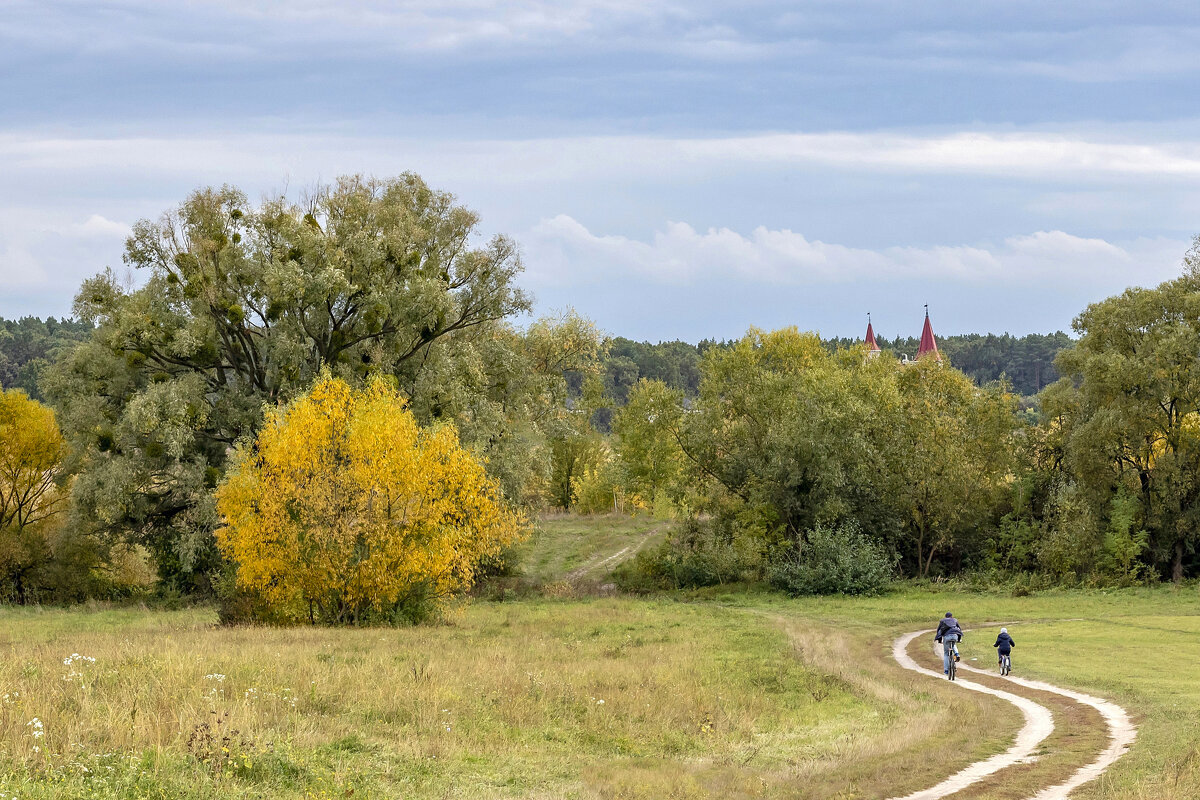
left=1099, top=489, right=1148, bottom=583
left=215, top=375, right=526, bottom=625
left=768, top=521, right=895, bottom=596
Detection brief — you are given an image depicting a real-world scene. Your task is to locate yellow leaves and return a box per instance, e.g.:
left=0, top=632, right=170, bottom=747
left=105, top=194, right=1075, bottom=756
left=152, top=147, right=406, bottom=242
left=0, top=388, right=67, bottom=531
left=215, top=374, right=526, bottom=624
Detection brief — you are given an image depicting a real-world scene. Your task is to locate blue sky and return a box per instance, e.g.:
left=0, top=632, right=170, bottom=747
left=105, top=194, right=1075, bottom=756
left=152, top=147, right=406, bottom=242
left=3, top=1, right=1200, bottom=341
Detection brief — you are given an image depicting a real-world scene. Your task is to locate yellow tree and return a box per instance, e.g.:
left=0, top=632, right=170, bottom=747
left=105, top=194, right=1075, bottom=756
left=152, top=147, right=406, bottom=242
left=216, top=375, right=525, bottom=624
left=0, top=389, right=68, bottom=601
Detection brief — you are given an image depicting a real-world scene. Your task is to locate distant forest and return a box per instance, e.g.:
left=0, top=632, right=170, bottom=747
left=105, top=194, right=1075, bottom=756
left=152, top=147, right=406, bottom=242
left=604, top=331, right=1073, bottom=401
left=1, top=316, right=1071, bottom=403
left=0, top=316, right=93, bottom=399
left=830, top=331, right=1073, bottom=396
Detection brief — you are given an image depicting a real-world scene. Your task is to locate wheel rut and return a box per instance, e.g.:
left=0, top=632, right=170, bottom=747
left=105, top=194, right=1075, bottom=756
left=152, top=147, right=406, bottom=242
left=887, top=626, right=1136, bottom=800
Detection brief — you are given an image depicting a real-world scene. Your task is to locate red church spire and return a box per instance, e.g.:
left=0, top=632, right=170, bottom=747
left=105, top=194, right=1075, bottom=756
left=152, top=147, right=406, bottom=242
left=917, top=305, right=941, bottom=361
left=865, top=313, right=880, bottom=354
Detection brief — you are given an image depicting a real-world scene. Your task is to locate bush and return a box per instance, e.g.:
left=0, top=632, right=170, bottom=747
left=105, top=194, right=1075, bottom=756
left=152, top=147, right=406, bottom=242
left=768, top=521, right=895, bottom=596
left=613, top=517, right=763, bottom=591
left=215, top=375, right=526, bottom=626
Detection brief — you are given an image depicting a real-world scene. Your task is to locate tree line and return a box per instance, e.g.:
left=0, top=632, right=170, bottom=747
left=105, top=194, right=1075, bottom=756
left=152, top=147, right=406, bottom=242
left=1, top=172, right=1198, bottom=613
left=596, top=330, right=1072, bottom=405
left=597, top=243, right=1200, bottom=590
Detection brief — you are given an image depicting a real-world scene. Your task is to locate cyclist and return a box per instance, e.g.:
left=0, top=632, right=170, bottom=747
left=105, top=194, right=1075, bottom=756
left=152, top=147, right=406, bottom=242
left=934, top=612, right=963, bottom=676
left=993, top=627, right=1015, bottom=672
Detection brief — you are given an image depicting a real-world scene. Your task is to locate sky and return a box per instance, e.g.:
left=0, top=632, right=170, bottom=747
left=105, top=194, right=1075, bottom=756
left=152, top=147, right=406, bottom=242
left=3, top=1, right=1200, bottom=342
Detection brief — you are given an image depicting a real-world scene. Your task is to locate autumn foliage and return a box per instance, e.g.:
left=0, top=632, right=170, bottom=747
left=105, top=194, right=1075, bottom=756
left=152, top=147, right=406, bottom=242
left=216, top=375, right=525, bottom=625
left=0, top=388, right=68, bottom=601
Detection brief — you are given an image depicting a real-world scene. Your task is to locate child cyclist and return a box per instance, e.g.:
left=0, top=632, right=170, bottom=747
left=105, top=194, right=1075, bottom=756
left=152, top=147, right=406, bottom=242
left=934, top=612, right=963, bottom=675
left=994, top=627, right=1016, bottom=672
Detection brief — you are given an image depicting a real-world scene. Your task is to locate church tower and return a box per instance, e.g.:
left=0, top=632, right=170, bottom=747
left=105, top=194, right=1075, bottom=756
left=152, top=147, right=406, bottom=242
left=917, top=305, right=942, bottom=362
left=865, top=314, right=881, bottom=358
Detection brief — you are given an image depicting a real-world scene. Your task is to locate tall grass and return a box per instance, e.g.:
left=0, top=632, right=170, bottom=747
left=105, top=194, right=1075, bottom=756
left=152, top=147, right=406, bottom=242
left=0, top=600, right=887, bottom=798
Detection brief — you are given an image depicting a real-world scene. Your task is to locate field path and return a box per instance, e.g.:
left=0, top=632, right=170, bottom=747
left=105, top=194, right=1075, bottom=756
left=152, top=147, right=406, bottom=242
left=564, top=523, right=664, bottom=582
left=887, top=627, right=1136, bottom=800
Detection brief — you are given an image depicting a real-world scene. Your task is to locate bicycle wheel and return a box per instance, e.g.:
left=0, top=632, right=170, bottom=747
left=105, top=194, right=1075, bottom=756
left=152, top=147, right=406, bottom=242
left=948, top=654, right=956, bottom=681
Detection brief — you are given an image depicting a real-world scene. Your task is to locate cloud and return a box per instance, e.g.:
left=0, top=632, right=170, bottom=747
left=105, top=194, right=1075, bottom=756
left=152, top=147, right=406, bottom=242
left=521, top=214, right=1184, bottom=289
left=516, top=216, right=1191, bottom=341
left=6, top=129, right=1200, bottom=190
left=2, top=0, right=707, bottom=58
left=62, top=215, right=132, bottom=239
left=676, top=132, right=1200, bottom=178
left=0, top=212, right=133, bottom=316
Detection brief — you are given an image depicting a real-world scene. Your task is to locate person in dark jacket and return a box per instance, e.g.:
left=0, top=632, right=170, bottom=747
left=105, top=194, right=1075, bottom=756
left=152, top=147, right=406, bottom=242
left=993, top=627, right=1015, bottom=670
left=934, top=612, right=963, bottom=675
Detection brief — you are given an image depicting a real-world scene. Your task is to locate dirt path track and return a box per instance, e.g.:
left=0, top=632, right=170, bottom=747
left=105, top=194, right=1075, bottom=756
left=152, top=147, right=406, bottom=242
left=887, top=627, right=1136, bottom=800
left=564, top=523, right=663, bottom=582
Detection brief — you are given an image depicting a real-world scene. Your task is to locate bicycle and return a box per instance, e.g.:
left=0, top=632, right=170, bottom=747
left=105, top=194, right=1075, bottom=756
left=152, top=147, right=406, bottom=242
left=999, top=653, right=1011, bottom=676
left=945, top=641, right=959, bottom=681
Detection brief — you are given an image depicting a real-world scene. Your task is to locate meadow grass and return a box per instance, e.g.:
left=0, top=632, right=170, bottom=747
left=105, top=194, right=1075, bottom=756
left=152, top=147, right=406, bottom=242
left=0, top=597, right=900, bottom=799
left=3, top=516, right=1199, bottom=799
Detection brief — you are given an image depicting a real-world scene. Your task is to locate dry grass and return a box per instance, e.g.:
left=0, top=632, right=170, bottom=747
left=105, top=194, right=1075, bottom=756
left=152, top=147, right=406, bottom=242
left=7, top=523, right=1198, bottom=799
left=0, top=598, right=917, bottom=799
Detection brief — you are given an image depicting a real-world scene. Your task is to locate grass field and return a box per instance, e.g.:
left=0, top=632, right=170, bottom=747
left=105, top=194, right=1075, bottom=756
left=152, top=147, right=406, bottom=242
left=0, top=600, right=890, bottom=799
left=1, top=514, right=1198, bottom=798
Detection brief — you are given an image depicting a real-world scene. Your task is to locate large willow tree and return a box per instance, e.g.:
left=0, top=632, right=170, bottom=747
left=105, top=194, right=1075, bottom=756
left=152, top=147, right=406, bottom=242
left=44, top=174, right=537, bottom=586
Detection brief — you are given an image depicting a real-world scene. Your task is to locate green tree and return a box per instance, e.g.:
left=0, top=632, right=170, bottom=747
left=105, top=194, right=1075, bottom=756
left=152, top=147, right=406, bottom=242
left=677, top=329, right=898, bottom=551
left=44, top=174, right=532, bottom=586
left=547, top=377, right=609, bottom=510
left=889, top=361, right=1018, bottom=576
left=407, top=310, right=604, bottom=506
left=612, top=378, right=686, bottom=505
left=1054, top=251, right=1200, bottom=581
left=661, top=328, right=1016, bottom=577
left=0, top=316, right=92, bottom=400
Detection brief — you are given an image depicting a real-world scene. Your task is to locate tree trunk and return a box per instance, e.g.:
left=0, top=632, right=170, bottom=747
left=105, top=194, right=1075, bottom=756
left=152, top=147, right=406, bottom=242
left=1173, top=538, right=1184, bottom=584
